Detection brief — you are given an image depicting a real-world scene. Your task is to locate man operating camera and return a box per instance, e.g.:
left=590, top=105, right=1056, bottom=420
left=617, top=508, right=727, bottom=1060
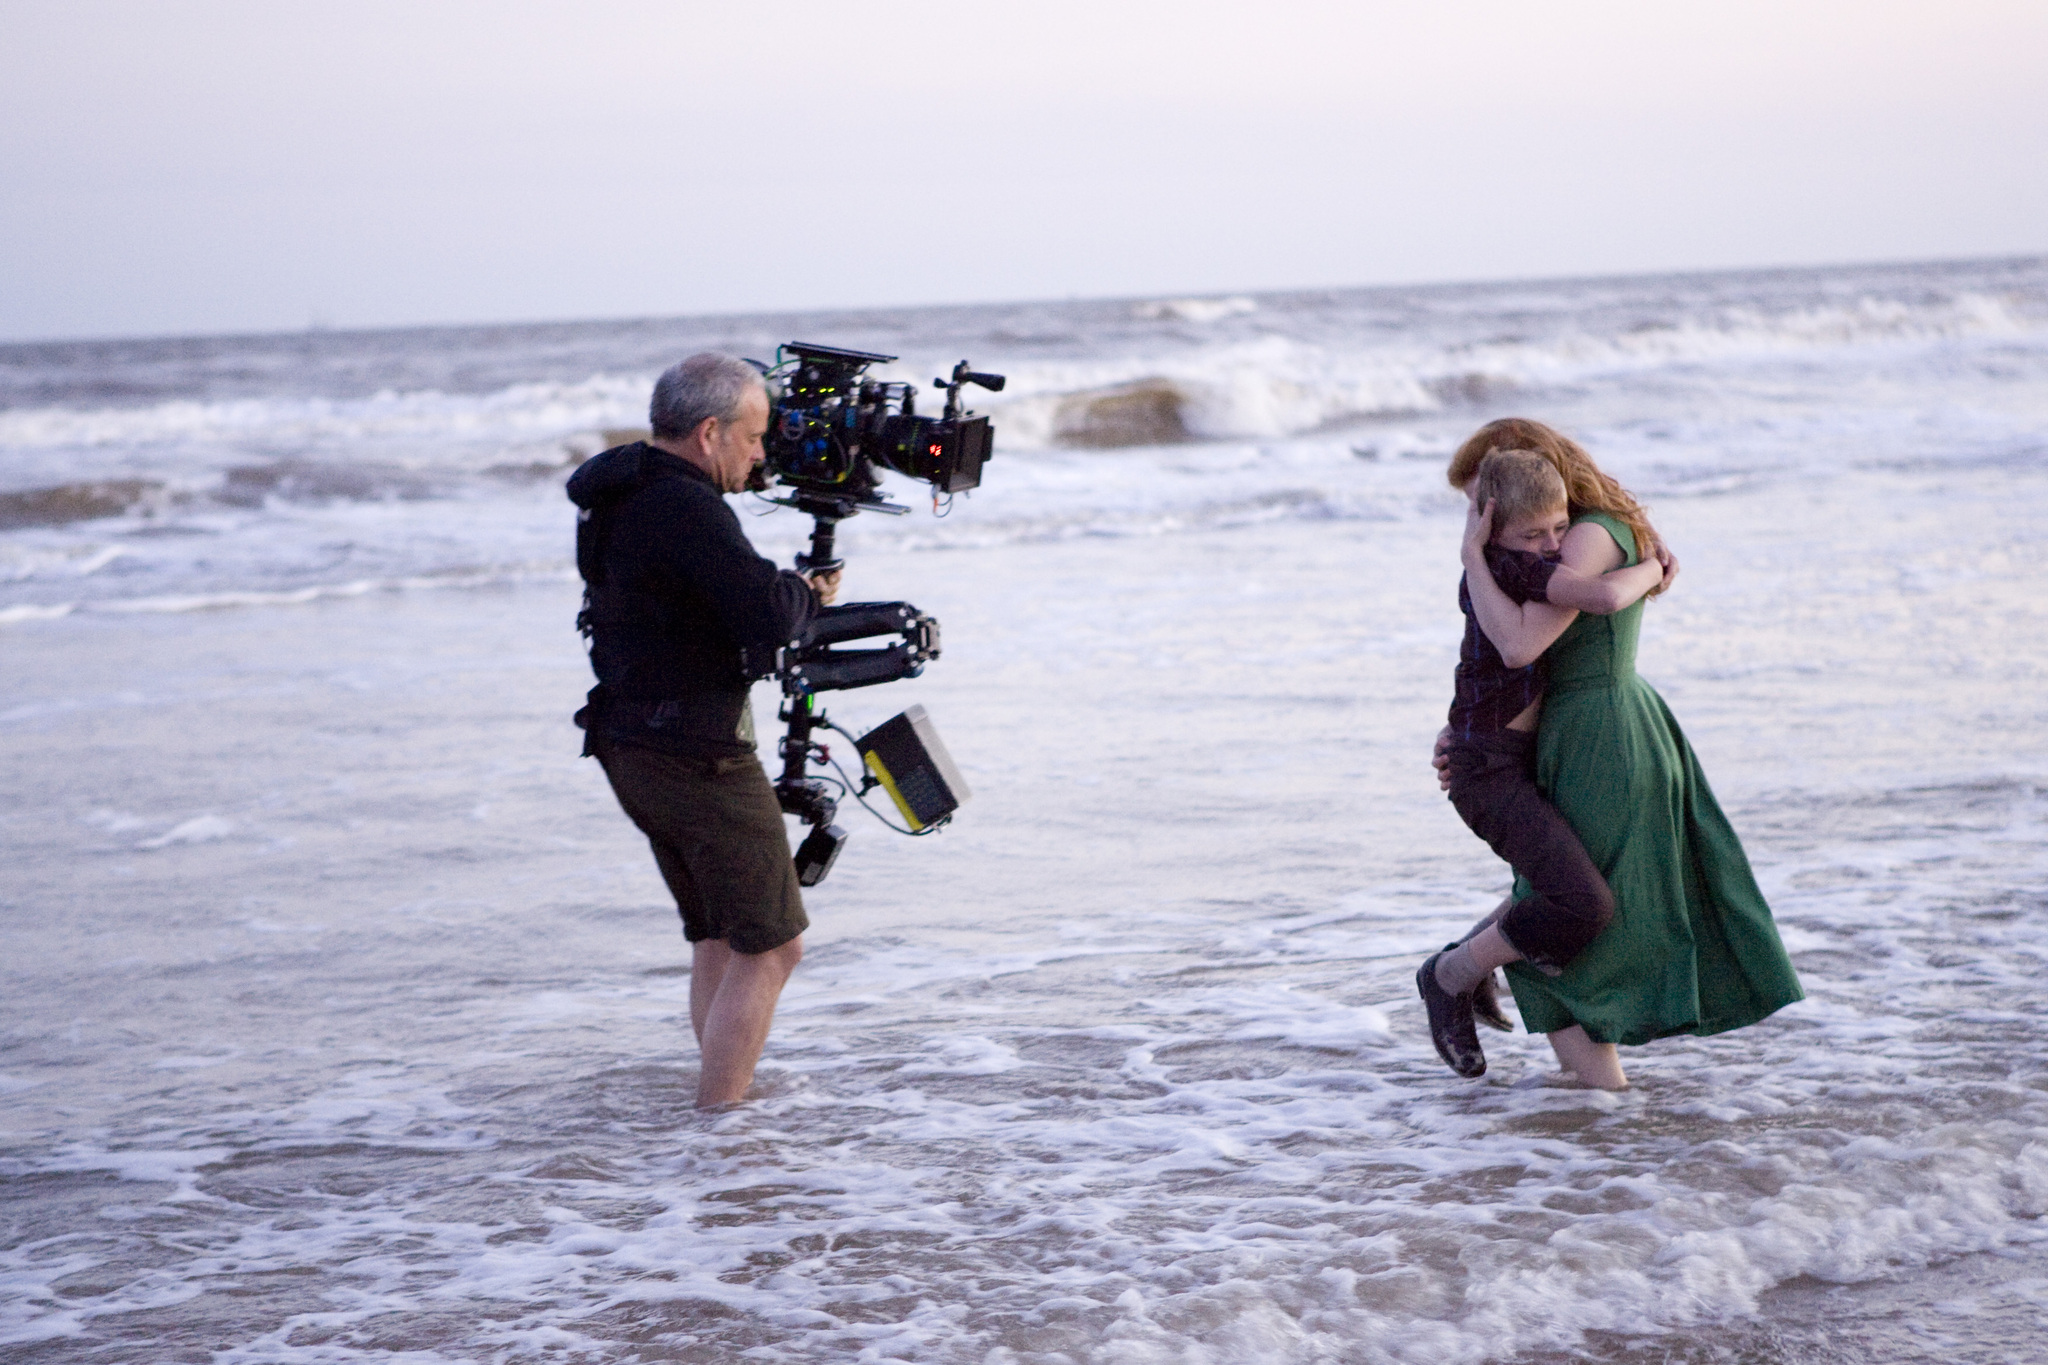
left=569, top=353, right=839, bottom=1107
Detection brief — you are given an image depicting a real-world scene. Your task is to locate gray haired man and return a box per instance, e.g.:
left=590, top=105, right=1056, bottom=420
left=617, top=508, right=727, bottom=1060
left=567, top=353, right=840, bottom=1106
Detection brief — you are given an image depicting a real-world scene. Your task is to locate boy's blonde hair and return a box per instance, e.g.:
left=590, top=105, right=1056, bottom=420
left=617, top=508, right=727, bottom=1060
left=1472, top=449, right=1567, bottom=528
left=1449, top=416, right=1659, bottom=562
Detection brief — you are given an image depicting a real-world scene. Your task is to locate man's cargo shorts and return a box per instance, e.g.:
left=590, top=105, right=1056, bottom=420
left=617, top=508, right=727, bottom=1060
left=592, top=739, right=808, bottom=954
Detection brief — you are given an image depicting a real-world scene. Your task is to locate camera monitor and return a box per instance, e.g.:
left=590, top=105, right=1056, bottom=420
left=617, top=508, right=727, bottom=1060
left=855, top=704, right=971, bottom=833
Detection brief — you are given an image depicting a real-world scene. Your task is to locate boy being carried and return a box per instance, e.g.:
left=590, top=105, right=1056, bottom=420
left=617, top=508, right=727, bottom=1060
left=1417, top=449, right=1670, bottom=1078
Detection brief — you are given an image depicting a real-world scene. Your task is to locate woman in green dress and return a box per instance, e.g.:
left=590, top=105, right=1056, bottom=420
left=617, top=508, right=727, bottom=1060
left=1442, top=418, right=1804, bottom=1089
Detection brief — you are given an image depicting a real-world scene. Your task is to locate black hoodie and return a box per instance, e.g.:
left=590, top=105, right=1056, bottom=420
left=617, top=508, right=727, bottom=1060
left=568, top=443, right=816, bottom=758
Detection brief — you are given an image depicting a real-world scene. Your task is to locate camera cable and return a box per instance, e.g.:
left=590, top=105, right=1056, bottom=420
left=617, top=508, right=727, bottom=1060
left=817, top=717, right=946, bottom=837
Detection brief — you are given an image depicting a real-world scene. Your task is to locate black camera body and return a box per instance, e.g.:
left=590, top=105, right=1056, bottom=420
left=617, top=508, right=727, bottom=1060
left=756, top=342, right=1003, bottom=505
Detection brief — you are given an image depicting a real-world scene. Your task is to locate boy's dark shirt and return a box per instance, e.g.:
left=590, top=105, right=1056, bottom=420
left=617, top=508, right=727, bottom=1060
left=1448, top=545, right=1561, bottom=739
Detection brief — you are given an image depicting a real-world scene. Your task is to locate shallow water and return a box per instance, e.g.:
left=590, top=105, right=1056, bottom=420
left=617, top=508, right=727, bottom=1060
left=5, top=261, right=2048, bottom=1360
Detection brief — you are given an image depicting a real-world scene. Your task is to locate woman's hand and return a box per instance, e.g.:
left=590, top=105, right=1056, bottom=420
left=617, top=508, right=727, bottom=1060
left=1636, top=524, right=1678, bottom=596
left=1433, top=725, right=1454, bottom=792
left=1654, top=541, right=1679, bottom=592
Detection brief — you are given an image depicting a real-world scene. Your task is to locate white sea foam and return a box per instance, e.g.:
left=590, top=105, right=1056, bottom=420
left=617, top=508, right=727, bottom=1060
left=0, top=602, right=75, bottom=624
left=0, top=373, right=649, bottom=453
left=0, top=563, right=584, bottom=628
left=137, top=815, right=234, bottom=849
left=1132, top=295, right=1260, bottom=324
left=0, top=544, right=126, bottom=581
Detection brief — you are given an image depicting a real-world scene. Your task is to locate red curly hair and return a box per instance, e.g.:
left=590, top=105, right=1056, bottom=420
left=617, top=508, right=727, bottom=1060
left=1449, top=418, right=1664, bottom=595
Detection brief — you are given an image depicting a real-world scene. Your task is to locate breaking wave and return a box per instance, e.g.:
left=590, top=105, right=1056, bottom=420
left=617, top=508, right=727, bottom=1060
left=0, top=289, right=2032, bottom=464
left=0, top=374, right=650, bottom=454
left=0, top=479, right=174, bottom=530
left=3, top=257, right=2043, bottom=622
left=989, top=290, right=2040, bottom=448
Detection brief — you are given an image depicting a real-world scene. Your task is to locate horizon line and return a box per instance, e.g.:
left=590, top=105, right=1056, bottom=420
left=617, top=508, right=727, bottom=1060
left=4, top=249, right=2043, bottom=352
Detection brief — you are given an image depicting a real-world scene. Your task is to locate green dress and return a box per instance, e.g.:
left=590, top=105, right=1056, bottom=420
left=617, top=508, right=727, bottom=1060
left=1505, top=512, right=1803, bottom=1045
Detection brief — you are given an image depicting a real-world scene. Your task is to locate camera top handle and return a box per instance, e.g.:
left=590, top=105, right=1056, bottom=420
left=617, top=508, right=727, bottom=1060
left=935, top=359, right=1007, bottom=421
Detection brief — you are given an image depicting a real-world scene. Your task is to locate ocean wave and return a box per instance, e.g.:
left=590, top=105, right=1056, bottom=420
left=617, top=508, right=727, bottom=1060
left=0, top=602, right=76, bottom=625
left=985, top=338, right=1443, bottom=449
left=0, top=542, right=129, bottom=582
left=0, top=479, right=175, bottom=530
left=986, top=290, right=2041, bottom=448
left=1132, top=295, right=1259, bottom=324
left=0, top=478, right=1427, bottom=624
left=0, top=565, right=580, bottom=627
left=212, top=459, right=441, bottom=507
left=0, top=373, right=650, bottom=453
left=2, top=290, right=2031, bottom=464
left=0, top=452, right=593, bottom=530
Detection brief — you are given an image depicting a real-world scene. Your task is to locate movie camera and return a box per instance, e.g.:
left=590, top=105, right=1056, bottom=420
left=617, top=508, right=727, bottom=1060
left=748, top=343, right=1003, bottom=886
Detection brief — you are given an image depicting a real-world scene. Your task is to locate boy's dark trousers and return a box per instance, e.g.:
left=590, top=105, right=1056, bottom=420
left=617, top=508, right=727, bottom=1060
left=1444, top=728, right=1614, bottom=969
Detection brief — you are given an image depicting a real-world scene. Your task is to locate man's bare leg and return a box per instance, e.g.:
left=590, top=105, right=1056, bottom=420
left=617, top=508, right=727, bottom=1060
left=693, top=935, right=804, bottom=1107
left=689, top=939, right=732, bottom=1047
left=1546, top=1025, right=1628, bottom=1090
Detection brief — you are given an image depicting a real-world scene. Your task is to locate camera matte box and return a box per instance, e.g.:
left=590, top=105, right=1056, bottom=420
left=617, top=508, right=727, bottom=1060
left=942, top=415, right=991, bottom=493
left=856, top=704, right=970, bottom=831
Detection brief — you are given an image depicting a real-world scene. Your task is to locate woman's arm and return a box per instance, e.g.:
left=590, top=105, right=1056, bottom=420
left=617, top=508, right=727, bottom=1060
left=1463, top=504, right=1630, bottom=668
left=1543, top=555, right=1664, bottom=615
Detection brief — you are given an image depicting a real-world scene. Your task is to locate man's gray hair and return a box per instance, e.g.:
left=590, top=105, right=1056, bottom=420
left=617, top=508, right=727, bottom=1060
left=649, top=352, right=766, bottom=440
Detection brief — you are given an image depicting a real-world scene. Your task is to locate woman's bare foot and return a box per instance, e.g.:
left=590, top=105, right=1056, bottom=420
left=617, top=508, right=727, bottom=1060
left=1536, top=1069, right=1629, bottom=1090
left=1546, top=1025, right=1628, bottom=1090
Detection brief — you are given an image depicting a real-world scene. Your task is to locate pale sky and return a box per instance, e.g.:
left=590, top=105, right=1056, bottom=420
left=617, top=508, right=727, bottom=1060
left=2, top=0, right=2043, bottom=342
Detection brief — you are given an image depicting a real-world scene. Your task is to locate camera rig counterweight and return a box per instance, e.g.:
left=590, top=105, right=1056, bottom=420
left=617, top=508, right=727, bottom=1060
left=749, top=342, right=1001, bottom=885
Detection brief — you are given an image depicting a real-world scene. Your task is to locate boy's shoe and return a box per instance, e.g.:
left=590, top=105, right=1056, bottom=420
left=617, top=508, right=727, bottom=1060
left=1471, top=970, right=1513, bottom=1033
left=1417, top=947, right=1487, bottom=1078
